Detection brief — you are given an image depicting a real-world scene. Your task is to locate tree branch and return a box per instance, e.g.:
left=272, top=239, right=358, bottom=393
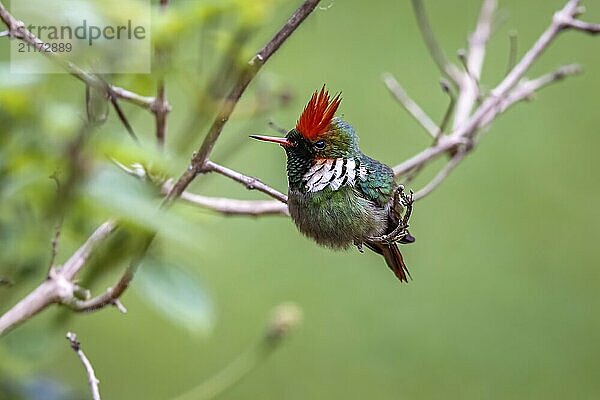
left=478, top=64, right=582, bottom=128
left=59, top=221, right=118, bottom=280
left=394, top=0, right=594, bottom=203
left=204, top=161, right=288, bottom=203
left=153, top=0, right=171, bottom=148
left=66, top=332, right=101, bottom=400
left=153, top=82, right=169, bottom=148
left=411, top=0, right=462, bottom=83
left=413, top=146, right=467, bottom=201
left=0, top=0, right=319, bottom=335
left=453, top=0, right=496, bottom=128
left=0, top=221, right=117, bottom=335
left=166, top=0, right=322, bottom=201
left=162, top=182, right=288, bottom=216
left=382, top=73, right=439, bottom=138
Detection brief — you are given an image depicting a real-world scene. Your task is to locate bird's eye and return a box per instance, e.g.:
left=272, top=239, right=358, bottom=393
left=314, top=140, right=325, bottom=149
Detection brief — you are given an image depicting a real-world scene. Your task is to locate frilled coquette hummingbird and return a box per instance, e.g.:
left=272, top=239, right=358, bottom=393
left=251, top=87, right=415, bottom=282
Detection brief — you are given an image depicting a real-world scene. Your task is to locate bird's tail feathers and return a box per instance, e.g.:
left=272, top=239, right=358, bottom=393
left=366, top=242, right=411, bottom=283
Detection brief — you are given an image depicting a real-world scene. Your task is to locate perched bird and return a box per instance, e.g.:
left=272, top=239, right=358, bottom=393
left=251, top=87, right=415, bottom=282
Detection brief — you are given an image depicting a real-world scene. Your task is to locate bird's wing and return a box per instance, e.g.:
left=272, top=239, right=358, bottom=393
left=356, top=155, right=396, bottom=207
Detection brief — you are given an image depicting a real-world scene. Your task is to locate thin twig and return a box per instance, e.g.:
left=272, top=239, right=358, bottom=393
left=66, top=332, right=101, bottom=400
left=70, top=234, right=153, bottom=313
left=268, top=121, right=289, bottom=135
left=478, top=64, right=582, bottom=128
left=0, top=221, right=118, bottom=335
left=153, top=82, right=169, bottom=148
left=562, top=17, right=600, bottom=33
left=395, top=0, right=590, bottom=179
left=393, top=135, right=465, bottom=176
left=453, top=0, right=496, bottom=128
left=413, top=147, right=467, bottom=200
left=59, top=220, right=118, bottom=280
left=437, top=79, right=456, bottom=139
left=411, top=0, right=461, bottom=83
left=162, top=181, right=289, bottom=216
left=108, top=94, right=139, bottom=143
left=505, top=30, right=518, bottom=76
left=48, top=220, right=63, bottom=270
left=204, top=161, right=288, bottom=203
left=382, top=73, right=439, bottom=138
left=153, top=0, right=171, bottom=148
left=166, top=0, right=322, bottom=201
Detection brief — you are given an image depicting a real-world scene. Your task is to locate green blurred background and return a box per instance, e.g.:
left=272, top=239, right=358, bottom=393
left=1, top=0, right=600, bottom=399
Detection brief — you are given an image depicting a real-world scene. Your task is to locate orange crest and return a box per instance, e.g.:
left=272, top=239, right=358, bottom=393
left=296, top=86, right=342, bottom=141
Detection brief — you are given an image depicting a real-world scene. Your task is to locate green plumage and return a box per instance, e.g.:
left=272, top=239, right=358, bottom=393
left=284, top=118, right=411, bottom=282
left=285, top=119, right=395, bottom=249
left=251, top=109, right=413, bottom=282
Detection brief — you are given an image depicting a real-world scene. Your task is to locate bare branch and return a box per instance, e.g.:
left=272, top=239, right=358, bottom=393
left=70, top=234, right=153, bottom=313
left=453, top=0, right=496, bottom=128
left=66, top=332, right=101, bottom=400
left=505, top=30, right=518, bottom=75
left=59, top=220, right=118, bottom=280
left=166, top=0, right=322, bottom=201
left=396, top=0, right=591, bottom=180
left=0, top=221, right=118, bottom=335
left=560, top=15, right=600, bottom=34
left=0, top=278, right=61, bottom=335
left=478, top=64, right=582, bottom=128
left=153, top=82, right=169, bottom=148
left=268, top=121, right=289, bottom=135
left=204, top=161, right=288, bottom=203
left=411, top=0, right=462, bottom=82
left=108, top=86, right=155, bottom=109
left=48, top=220, right=63, bottom=271
left=413, top=147, right=467, bottom=200
left=108, top=94, right=139, bottom=143
left=153, top=0, right=171, bottom=148
left=382, top=73, right=439, bottom=138
left=180, top=193, right=288, bottom=216
left=70, top=266, right=134, bottom=313
left=393, top=135, right=465, bottom=176
left=437, top=79, right=456, bottom=139
left=469, top=0, right=582, bottom=130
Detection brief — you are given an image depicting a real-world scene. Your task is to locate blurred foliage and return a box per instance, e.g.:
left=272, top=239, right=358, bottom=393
left=1, top=0, right=600, bottom=399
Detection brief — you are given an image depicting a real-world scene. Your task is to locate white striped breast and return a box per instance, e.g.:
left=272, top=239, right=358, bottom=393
left=302, top=158, right=358, bottom=193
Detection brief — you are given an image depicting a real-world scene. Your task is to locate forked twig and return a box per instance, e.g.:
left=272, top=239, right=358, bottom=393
left=66, top=332, right=101, bottom=400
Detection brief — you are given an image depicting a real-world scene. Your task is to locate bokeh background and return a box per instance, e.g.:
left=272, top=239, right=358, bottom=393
left=1, top=0, right=600, bottom=399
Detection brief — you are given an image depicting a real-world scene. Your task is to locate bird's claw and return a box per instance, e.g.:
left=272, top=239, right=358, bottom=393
left=367, top=185, right=415, bottom=245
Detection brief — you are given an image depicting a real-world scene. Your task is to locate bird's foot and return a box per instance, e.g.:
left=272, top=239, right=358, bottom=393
left=392, top=184, right=414, bottom=225
left=366, top=222, right=411, bottom=245
left=367, top=185, right=415, bottom=245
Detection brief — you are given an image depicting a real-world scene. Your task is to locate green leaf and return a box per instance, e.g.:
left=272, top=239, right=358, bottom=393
left=85, top=167, right=212, bottom=254
left=135, top=260, right=214, bottom=335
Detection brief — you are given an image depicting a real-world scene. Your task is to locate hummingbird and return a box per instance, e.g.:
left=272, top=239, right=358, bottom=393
left=251, top=87, right=415, bottom=282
